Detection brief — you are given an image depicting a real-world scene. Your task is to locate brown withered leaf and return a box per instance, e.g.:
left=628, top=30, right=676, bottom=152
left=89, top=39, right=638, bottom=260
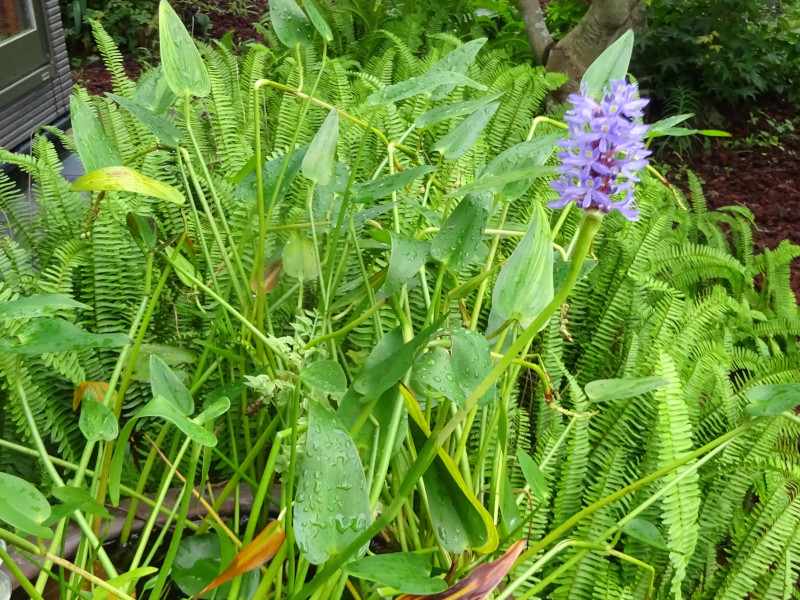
left=73, top=381, right=110, bottom=410
left=196, top=520, right=286, bottom=597
left=397, top=540, right=526, bottom=600
left=251, top=259, right=283, bottom=295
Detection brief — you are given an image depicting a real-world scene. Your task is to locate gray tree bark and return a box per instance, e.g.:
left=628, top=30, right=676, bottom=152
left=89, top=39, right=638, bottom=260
left=517, top=0, right=644, bottom=102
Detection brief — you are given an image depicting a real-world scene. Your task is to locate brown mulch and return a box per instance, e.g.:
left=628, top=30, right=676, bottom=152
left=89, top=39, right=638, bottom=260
left=663, top=101, right=800, bottom=295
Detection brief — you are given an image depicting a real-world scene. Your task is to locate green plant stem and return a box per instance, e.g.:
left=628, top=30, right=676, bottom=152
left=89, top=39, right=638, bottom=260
left=0, top=537, right=44, bottom=600
left=13, top=363, right=118, bottom=578
left=182, top=97, right=248, bottom=302
left=305, top=299, right=387, bottom=349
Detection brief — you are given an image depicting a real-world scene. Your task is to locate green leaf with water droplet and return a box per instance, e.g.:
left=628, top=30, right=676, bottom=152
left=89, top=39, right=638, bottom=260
left=479, top=134, right=561, bottom=201
left=412, top=328, right=494, bottom=408
left=0, top=295, right=89, bottom=320
left=499, top=472, right=521, bottom=534
left=366, top=71, right=487, bottom=107
left=301, top=360, right=347, bottom=397
left=159, top=0, right=210, bottom=97
left=342, top=552, right=447, bottom=594
left=744, top=383, right=800, bottom=417
left=295, top=399, right=371, bottom=565
left=302, top=109, right=339, bottom=186
left=433, top=101, right=499, bottom=161
left=270, top=0, right=314, bottom=47
left=444, top=166, right=556, bottom=198
left=137, top=396, right=218, bottom=446
left=415, top=92, right=505, bottom=129
left=431, top=192, right=491, bottom=271
left=302, top=0, right=332, bottom=41
left=0, top=473, right=53, bottom=538
left=107, top=93, right=183, bottom=146
left=80, top=398, right=118, bottom=441
left=401, top=387, right=498, bottom=554
left=517, top=449, right=548, bottom=502
left=427, top=38, right=487, bottom=100
left=70, top=94, right=122, bottom=173
left=352, top=319, right=444, bottom=399
left=0, top=318, right=129, bottom=355
left=488, top=202, right=553, bottom=335
left=133, top=65, right=176, bottom=113
left=581, top=29, right=634, bottom=100
left=585, top=376, right=669, bottom=404
left=379, top=232, right=429, bottom=299
left=149, top=354, right=194, bottom=414
left=351, top=165, right=435, bottom=203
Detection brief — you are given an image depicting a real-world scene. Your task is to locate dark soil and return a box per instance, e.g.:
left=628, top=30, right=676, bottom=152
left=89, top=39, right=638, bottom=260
left=663, top=101, right=800, bottom=295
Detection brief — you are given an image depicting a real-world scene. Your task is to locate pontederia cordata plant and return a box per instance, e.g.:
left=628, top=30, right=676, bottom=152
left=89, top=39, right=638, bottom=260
left=0, top=3, right=799, bottom=600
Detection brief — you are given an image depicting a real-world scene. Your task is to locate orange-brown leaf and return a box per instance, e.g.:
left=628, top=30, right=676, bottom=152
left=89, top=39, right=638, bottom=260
left=251, top=259, right=283, bottom=295
left=397, top=540, right=526, bottom=600
left=197, top=521, right=285, bottom=597
left=73, top=382, right=110, bottom=410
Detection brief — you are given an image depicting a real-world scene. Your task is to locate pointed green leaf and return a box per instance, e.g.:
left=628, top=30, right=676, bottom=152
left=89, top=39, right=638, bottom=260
left=431, top=192, right=491, bottom=270
left=0, top=295, right=89, bottom=320
left=445, top=166, right=556, bottom=198
left=302, top=0, right=332, bottom=41
left=137, top=396, right=218, bottom=446
left=433, top=101, right=499, bottom=161
left=379, top=232, right=429, bottom=299
left=585, top=376, right=670, bottom=403
left=744, top=383, right=800, bottom=417
left=46, top=486, right=112, bottom=526
left=414, top=92, right=505, bottom=129
left=80, top=399, right=119, bottom=441
left=107, top=93, right=183, bottom=146
left=353, top=320, right=443, bottom=399
left=134, top=65, right=177, bottom=113
left=92, top=567, right=158, bottom=600
left=72, top=166, right=185, bottom=206
left=195, top=396, right=231, bottom=426
left=159, top=0, right=210, bottom=97
left=270, top=0, right=314, bottom=47
left=235, top=145, right=309, bottom=204
left=295, top=399, right=371, bottom=565
left=581, top=29, right=634, bottom=100
left=488, top=203, right=553, bottom=333
left=0, top=318, right=129, bottom=354
left=479, top=134, right=561, bottom=201
left=0, top=473, right=52, bottom=538
left=126, top=212, right=158, bottom=251
left=428, top=38, right=487, bottom=100
left=350, top=165, right=435, bottom=203
left=301, top=360, right=347, bottom=397
left=342, top=553, right=447, bottom=594
left=302, top=109, right=339, bottom=186
left=366, top=71, right=487, bottom=107
left=516, top=450, right=548, bottom=502
left=621, top=518, right=679, bottom=553
left=70, top=94, right=122, bottom=172
left=149, top=354, right=194, bottom=414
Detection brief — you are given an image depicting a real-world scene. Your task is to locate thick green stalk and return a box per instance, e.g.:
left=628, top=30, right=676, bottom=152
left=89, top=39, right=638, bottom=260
left=0, top=538, right=45, bottom=600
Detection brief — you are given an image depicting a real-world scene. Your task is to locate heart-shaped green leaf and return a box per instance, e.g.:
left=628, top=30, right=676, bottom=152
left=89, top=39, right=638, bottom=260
left=431, top=192, right=491, bottom=271
left=302, top=109, right=339, bottom=186
left=70, top=94, right=121, bottom=172
left=433, top=101, right=499, bottom=161
left=107, top=93, right=183, bottom=146
left=414, top=92, right=505, bottom=129
left=301, top=360, right=347, bottom=397
left=270, top=0, right=314, bottom=47
left=581, top=29, right=634, bottom=100
left=342, top=553, right=447, bottom=594
left=80, top=399, right=119, bottom=441
left=149, top=354, right=194, bottom=414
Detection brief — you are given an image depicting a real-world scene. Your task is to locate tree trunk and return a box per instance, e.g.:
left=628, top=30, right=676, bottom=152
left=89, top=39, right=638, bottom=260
left=518, top=0, right=644, bottom=103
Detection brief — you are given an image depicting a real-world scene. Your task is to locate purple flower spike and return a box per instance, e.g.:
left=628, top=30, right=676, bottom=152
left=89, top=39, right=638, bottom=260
left=548, top=79, right=650, bottom=221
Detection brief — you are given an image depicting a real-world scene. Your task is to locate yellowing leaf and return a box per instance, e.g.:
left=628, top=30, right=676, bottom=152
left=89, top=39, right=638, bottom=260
left=397, top=540, right=526, bottom=600
left=196, top=521, right=286, bottom=597
left=71, top=166, right=185, bottom=206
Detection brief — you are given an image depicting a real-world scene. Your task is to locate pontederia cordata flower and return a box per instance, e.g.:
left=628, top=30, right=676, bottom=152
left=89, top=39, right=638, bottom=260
left=549, top=79, right=650, bottom=221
